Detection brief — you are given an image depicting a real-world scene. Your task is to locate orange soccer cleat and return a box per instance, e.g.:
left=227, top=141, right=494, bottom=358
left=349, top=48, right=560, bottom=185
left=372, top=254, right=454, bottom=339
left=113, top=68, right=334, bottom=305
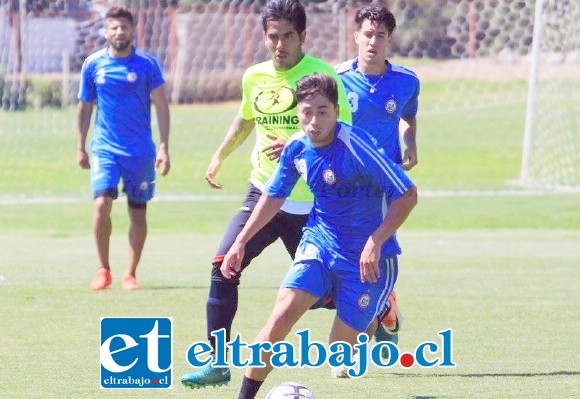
left=121, top=274, right=139, bottom=291
left=90, top=268, right=112, bottom=291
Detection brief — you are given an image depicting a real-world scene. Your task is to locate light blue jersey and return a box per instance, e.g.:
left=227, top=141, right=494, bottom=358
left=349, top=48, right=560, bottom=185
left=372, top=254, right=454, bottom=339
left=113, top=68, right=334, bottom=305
left=265, top=122, right=414, bottom=331
left=78, top=47, right=165, bottom=157
left=336, top=59, right=419, bottom=164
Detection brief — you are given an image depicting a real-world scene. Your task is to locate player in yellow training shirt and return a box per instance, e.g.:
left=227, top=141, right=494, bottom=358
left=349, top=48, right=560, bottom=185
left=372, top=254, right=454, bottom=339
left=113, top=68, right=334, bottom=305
left=181, top=0, right=351, bottom=389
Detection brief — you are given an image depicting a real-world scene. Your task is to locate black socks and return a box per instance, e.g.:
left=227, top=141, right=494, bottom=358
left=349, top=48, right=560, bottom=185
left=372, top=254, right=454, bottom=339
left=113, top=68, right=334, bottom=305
left=207, top=280, right=238, bottom=346
left=238, top=376, right=263, bottom=399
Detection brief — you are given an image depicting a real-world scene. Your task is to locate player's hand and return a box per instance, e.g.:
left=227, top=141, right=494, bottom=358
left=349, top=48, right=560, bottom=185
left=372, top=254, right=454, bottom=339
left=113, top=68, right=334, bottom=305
left=360, top=237, right=381, bottom=283
left=221, top=242, right=245, bottom=279
left=155, top=148, right=171, bottom=176
left=262, top=134, right=286, bottom=161
left=402, top=147, right=418, bottom=171
left=205, top=156, right=223, bottom=189
left=78, top=148, right=90, bottom=169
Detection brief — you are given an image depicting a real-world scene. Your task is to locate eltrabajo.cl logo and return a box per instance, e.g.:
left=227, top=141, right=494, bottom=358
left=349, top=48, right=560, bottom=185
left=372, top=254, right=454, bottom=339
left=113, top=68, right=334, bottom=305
left=100, top=317, right=172, bottom=389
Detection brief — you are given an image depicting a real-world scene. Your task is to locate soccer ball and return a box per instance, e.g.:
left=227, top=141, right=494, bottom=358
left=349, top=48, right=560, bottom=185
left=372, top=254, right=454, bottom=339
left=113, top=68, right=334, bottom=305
left=265, top=381, right=315, bottom=399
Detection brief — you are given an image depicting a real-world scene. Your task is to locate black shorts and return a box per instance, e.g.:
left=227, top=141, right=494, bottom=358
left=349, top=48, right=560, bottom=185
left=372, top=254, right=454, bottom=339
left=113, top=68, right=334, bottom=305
left=211, top=182, right=309, bottom=284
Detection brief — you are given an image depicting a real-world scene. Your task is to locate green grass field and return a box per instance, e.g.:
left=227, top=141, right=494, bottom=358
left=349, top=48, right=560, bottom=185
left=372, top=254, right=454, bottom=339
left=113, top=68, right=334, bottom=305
left=1, top=90, right=579, bottom=398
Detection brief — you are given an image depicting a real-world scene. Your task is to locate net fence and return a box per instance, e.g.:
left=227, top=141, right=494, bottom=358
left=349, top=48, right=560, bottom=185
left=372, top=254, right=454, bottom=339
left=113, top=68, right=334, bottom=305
left=1, top=0, right=541, bottom=107
left=0, top=0, right=578, bottom=196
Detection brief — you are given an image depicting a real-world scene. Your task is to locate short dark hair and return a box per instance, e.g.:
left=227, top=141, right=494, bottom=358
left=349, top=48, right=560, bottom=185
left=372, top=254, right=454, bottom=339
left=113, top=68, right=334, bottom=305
left=262, top=0, right=306, bottom=34
left=105, top=6, right=134, bottom=25
left=296, top=73, right=338, bottom=106
left=355, top=5, right=396, bottom=35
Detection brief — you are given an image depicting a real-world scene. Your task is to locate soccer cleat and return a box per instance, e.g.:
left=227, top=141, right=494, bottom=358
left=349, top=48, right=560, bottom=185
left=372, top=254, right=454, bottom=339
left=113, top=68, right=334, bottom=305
left=330, top=352, right=359, bottom=378
left=330, top=364, right=350, bottom=378
left=374, top=323, right=398, bottom=360
left=374, top=291, right=403, bottom=359
left=121, top=274, right=139, bottom=291
left=181, top=363, right=231, bottom=389
left=90, top=268, right=112, bottom=291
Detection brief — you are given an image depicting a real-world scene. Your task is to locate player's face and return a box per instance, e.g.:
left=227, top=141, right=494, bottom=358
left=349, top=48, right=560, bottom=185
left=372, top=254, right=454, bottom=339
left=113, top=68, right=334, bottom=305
left=354, top=19, right=392, bottom=67
left=264, top=19, right=305, bottom=70
left=298, top=94, right=339, bottom=148
left=105, top=17, right=134, bottom=55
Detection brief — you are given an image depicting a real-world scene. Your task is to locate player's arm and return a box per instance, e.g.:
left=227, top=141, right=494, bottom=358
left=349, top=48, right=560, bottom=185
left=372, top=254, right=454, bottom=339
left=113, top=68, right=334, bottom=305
left=205, top=115, right=255, bottom=189
left=77, top=101, right=94, bottom=169
left=151, top=85, right=171, bottom=176
left=360, top=185, right=417, bottom=283
left=401, top=116, right=417, bottom=171
left=221, top=195, right=285, bottom=279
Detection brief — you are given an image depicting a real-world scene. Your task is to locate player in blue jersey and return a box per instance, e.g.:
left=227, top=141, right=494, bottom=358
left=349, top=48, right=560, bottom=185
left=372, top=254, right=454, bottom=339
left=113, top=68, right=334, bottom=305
left=221, top=73, right=417, bottom=399
left=77, top=6, right=170, bottom=291
left=335, top=5, right=420, bottom=350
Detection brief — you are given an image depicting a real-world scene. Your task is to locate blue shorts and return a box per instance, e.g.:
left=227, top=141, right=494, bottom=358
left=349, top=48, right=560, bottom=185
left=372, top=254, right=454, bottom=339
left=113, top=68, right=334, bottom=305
left=281, top=239, right=398, bottom=332
left=90, top=150, right=156, bottom=204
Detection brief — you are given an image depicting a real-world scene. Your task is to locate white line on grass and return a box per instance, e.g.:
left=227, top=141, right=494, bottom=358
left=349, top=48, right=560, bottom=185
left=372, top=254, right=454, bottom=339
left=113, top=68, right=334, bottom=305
left=1, top=189, right=577, bottom=205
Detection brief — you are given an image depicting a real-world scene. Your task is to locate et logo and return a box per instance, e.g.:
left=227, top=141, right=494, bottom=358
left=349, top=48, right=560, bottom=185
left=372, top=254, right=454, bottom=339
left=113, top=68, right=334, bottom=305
left=100, top=317, right=172, bottom=389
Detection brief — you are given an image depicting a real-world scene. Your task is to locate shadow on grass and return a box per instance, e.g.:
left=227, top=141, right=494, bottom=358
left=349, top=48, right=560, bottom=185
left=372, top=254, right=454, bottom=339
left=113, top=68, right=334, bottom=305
left=392, top=371, right=579, bottom=378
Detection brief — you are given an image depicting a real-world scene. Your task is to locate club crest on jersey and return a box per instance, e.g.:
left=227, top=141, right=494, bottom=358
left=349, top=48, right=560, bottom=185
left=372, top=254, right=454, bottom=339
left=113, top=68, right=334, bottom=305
left=323, top=169, right=336, bottom=185
left=385, top=99, right=397, bottom=114
left=358, top=293, right=371, bottom=309
left=127, top=72, right=138, bottom=82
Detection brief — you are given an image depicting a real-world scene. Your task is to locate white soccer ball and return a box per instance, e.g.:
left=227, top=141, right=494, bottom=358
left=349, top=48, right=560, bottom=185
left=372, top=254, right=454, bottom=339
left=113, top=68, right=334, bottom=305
left=265, top=381, right=315, bottom=399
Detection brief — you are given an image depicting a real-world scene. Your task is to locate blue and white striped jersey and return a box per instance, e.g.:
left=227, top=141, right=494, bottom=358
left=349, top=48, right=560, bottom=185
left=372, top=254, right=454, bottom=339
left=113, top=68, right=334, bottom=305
left=266, top=122, right=414, bottom=258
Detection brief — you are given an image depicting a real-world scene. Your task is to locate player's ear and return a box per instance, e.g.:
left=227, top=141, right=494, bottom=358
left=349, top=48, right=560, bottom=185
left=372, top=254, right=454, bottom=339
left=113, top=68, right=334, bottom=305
left=300, top=31, right=306, bottom=45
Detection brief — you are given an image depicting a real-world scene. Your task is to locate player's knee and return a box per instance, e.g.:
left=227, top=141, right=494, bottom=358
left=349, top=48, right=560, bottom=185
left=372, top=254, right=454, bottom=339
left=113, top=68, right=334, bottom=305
left=93, top=195, right=113, bottom=215
left=210, top=261, right=241, bottom=284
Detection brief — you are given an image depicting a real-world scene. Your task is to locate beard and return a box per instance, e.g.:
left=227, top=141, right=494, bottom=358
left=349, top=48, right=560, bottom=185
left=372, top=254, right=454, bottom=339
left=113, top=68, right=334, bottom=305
left=109, top=37, right=132, bottom=52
